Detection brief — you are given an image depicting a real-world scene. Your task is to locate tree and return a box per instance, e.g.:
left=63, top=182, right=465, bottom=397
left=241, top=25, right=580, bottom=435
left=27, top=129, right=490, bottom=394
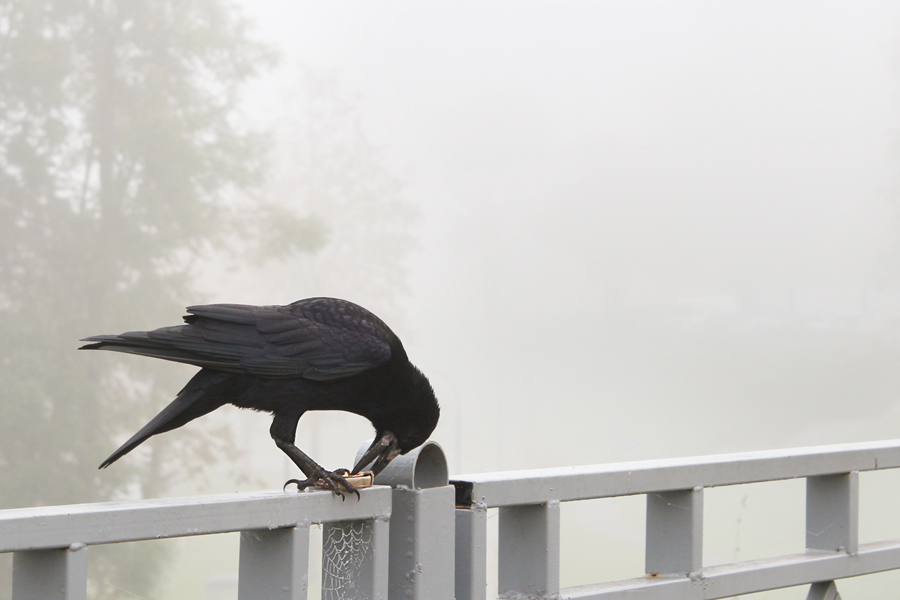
left=190, top=68, right=421, bottom=485
left=0, top=0, right=321, bottom=596
left=263, top=68, right=417, bottom=325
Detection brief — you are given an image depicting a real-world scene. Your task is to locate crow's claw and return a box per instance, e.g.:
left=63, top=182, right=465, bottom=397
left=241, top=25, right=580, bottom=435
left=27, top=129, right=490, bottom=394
left=283, top=478, right=311, bottom=492
left=284, top=475, right=344, bottom=499
left=322, top=469, right=361, bottom=500
left=283, top=469, right=361, bottom=500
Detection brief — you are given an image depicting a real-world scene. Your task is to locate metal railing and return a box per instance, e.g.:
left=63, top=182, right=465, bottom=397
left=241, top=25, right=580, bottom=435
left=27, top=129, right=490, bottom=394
left=0, top=440, right=456, bottom=600
left=451, top=439, right=900, bottom=600
left=3, top=439, right=900, bottom=599
left=1, top=487, right=393, bottom=600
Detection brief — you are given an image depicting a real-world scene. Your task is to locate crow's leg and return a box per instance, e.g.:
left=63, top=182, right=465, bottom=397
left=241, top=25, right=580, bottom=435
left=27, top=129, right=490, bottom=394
left=270, top=413, right=359, bottom=499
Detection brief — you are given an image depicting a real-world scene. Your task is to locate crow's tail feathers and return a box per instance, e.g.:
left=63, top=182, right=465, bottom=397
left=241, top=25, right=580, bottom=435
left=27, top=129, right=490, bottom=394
left=99, top=370, right=228, bottom=469
left=80, top=329, right=208, bottom=367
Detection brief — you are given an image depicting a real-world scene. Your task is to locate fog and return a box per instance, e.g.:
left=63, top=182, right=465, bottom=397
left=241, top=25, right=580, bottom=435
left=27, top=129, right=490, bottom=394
left=234, top=0, right=900, bottom=461
left=3, top=1, right=900, bottom=598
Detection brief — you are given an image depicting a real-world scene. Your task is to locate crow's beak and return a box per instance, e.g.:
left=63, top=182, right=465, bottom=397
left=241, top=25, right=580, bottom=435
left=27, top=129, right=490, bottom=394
left=352, top=432, right=401, bottom=476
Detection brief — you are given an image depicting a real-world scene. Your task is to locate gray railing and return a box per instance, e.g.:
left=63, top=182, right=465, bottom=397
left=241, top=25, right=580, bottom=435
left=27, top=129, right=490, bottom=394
left=0, top=440, right=455, bottom=600
left=3, top=439, right=900, bottom=599
left=452, top=439, right=900, bottom=600
left=1, top=487, right=392, bottom=600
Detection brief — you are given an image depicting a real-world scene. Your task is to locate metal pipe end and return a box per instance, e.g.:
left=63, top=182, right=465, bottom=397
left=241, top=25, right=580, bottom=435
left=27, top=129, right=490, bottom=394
left=354, top=440, right=448, bottom=489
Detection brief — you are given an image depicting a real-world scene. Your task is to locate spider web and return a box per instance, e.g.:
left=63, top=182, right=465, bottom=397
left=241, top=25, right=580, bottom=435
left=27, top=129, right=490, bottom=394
left=322, top=520, right=373, bottom=600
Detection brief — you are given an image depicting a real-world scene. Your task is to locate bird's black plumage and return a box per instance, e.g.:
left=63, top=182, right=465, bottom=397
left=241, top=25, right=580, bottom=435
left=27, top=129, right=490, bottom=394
left=80, top=297, right=440, bottom=496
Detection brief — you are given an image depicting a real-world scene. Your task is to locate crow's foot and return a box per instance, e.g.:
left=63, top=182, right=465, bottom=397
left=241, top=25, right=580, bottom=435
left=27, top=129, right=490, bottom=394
left=284, top=468, right=360, bottom=500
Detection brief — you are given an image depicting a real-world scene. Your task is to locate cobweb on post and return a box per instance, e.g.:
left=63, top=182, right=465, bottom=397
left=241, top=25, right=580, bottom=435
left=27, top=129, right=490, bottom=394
left=322, top=520, right=374, bottom=600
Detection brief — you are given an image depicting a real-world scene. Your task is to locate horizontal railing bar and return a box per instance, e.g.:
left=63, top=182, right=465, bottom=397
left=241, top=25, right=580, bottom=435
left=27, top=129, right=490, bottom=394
left=562, top=539, right=900, bottom=600
left=452, top=439, right=900, bottom=507
left=0, top=487, right=392, bottom=552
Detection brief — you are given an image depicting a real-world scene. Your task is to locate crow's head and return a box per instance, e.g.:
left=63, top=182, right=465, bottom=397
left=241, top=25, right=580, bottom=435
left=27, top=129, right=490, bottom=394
left=353, top=365, right=440, bottom=476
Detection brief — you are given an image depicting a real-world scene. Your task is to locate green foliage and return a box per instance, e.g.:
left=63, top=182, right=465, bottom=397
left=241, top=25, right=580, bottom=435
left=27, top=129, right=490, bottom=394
left=255, top=205, right=328, bottom=262
left=0, top=0, right=274, bottom=504
left=260, top=69, right=418, bottom=327
left=0, top=0, right=321, bottom=597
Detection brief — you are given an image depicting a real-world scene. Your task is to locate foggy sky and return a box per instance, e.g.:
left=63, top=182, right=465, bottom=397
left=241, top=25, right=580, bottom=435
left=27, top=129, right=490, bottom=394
left=227, top=1, right=900, bottom=461
left=163, top=3, right=900, bottom=598
left=241, top=1, right=900, bottom=319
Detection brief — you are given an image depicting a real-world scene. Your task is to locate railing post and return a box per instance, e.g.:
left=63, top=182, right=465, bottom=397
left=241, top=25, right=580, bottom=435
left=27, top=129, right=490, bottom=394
left=12, top=545, right=88, bottom=600
left=356, top=440, right=455, bottom=600
left=807, top=580, right=843, bottom=600
left=455, top=504, right=488, bottom=600
left=498, top=501, right=561, bottom=599
left=238, top=525, right=310, bottom=600
left=806, top=472, right=858, bottom=553
left=645, top=487, right=703, bottom=576
left=388, top=486, right=455, bottom=600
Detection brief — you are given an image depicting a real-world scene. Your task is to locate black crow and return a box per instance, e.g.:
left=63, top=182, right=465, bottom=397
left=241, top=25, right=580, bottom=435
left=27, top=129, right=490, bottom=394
left=80, top=297, right=439, bottom=497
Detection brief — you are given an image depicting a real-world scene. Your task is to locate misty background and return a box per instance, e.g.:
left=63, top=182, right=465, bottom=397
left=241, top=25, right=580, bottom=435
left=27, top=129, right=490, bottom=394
left=2, top=1, right=900, bottom=598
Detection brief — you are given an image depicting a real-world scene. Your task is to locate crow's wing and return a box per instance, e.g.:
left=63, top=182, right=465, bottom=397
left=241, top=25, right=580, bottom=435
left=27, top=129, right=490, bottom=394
left=80, top=297, right=394, bottom=381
